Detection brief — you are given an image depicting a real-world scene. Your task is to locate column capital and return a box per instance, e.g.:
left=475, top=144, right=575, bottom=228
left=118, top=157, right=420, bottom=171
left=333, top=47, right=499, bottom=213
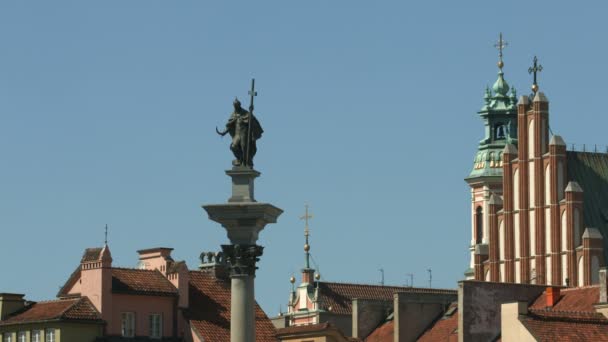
left=222, top=244, right=264, bottom=277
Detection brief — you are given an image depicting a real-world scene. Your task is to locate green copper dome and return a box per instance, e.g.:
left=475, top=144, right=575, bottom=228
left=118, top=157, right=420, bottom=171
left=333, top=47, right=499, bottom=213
left=492, top=71, right=510, bottom=97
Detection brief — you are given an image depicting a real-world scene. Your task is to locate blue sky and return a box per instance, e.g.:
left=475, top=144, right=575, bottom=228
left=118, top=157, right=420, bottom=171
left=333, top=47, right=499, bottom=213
left=1, top=1, right=607, bottom=316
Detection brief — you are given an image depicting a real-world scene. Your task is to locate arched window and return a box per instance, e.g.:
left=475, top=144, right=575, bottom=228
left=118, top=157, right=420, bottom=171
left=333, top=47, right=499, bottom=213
left=495, top=123, right=506, bottom=140
left=476, top=206, right=483, bottom=244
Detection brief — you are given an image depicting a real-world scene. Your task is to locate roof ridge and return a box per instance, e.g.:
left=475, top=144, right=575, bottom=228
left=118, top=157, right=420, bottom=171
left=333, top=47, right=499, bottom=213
left=31, top=297, right=79, bottom=304
left=560, top=285, right=600, bottom=291
left=529, top=308, right=601, bottom=315
left=319, top=281, right=455, bottom=292
left=111, top=266, right=159, bottom=272
left=528, top=309, right=608, bottom=324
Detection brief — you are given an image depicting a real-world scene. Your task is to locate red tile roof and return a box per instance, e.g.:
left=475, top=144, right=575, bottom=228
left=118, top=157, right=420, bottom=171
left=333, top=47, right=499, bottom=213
left=277, top=322, right=333, bottom=335
left=530, top=286, right=599, bottom=312
left=417, top=304, right=458, bottom=342
left=276, top=322, right=358, bottom=341
left=521, top=310, right=608, bottom=341
left=365, top=320, right=394, bottom=342
left=317, top=282, right=457, bottom=315
left=0, top=297, right=102, bottom=326
left=187, top=270, right=277, bottom=342
left=111, top=268, right=178, bottom=296
left=81, top=248, right=103, bottom=262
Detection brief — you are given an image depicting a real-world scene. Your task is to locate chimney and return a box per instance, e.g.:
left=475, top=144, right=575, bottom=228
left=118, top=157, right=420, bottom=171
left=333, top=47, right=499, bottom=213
left=0, top=293, right=26, bottom=320
left=79, top=245, right=113, bottom=320
left=199, top=251, right=229, bottom=280
left=546, top=287, right=561, bottom=308
left=137, top=247, right=174, bottom=274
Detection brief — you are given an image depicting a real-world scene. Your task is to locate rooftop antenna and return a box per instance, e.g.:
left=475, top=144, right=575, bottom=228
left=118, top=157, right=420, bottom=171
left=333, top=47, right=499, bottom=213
left=379, top=268, right=385, bottom=286
left=427, top=269, right=432, bottom=288
left=406, top=273, right=414, bottom=287
left=104, top=224, right=108, bottom=246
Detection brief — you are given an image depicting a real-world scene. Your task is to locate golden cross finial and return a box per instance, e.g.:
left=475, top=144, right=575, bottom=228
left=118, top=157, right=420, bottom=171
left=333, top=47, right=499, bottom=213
left=494, top=33, right=508, bottom=70
left=300, top=204, right=313, bottom=237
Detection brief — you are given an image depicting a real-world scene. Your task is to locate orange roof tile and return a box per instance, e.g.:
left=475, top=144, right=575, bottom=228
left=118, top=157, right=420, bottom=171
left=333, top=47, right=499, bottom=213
left=0, top=297, right=101, bottom=326
left=530, top=286, right=599, bottom=312
left=111, top=268, right=177, bottom=296
left=276, top=322, right=357, bottom=341
left=365, top=320, right=394, bottom=342
left=187, top=270, right=277, bottom=342
left=522, top=310, right=608, bottom=341
left=417, top=304, right=458, bottom=342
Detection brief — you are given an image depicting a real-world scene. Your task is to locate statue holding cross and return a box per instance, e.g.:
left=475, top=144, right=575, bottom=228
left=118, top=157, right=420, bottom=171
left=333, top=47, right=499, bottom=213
left=216, top=79, right=263, bottom=168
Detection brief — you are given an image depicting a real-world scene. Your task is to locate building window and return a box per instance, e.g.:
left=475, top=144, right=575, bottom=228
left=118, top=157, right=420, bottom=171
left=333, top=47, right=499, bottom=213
left=45, top=329, right=56, bottom=342
left=122, top=312, right=136, bottom=337
left=475, top=206, right=483, bottom=244
left=149, top=313, right=163, bottom=338
left=32, top=330, right=42, bottom=342
left=3, top=332, right=12, bottom=342
left=17, top=332, right=25, bottom=342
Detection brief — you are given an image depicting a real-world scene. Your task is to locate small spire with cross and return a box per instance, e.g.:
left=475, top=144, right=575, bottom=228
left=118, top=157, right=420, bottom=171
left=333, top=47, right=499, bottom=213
left=494, top=33, right=508, bottom=70
left=104, top=224, right=108, bottom=246
left=300, top=204, right=313, bottom=269
left=528, top=56, right=543, bottom=94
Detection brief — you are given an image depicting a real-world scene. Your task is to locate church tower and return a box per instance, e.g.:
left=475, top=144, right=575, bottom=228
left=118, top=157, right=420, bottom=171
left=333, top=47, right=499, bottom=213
left=464, top=34, right=518, bottom=279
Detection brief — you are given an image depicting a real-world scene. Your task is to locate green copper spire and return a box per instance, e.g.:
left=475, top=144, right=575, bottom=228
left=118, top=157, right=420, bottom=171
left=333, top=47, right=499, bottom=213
left=466, top=34, right=518, bottom=182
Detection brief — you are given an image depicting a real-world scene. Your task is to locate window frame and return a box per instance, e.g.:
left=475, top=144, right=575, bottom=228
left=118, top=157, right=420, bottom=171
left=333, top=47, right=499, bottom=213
left=121, top=312, right=136, bottom=337
left=31, top=330, right=42, bottom=342
left=17, top=332, right=25, bottom=342
left=149, top=313, right=163, bottom=339
left=45, top=329, right=56, bottom=342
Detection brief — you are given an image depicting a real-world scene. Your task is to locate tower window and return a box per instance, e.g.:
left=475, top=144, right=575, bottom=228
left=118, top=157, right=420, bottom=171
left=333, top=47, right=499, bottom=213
left=476, top=206, right=483, bottom=244
left=495, top=123, right=506, bottom=140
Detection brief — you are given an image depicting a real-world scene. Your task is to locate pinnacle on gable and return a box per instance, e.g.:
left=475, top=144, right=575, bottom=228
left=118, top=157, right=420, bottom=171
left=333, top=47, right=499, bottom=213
left=533, top=91, right=548, bottom=103
left=503, top=144, right=518, bottom=154
left=518, top=95, right=529, bottom=106
left=549, top=135, right=566, bottom=146
left=583, top=227, right=603, bottom=240
left=565, top=181, right=583, bottom=193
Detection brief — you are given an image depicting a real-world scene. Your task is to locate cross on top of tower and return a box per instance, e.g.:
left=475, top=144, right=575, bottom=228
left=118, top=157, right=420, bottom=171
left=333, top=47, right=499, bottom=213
left=528, top=56, right=543, bottom=93
left=104, top=224, right=108, bottom=246
left=494, top=33, right=508, bottom=70
left=300, top=204, right=313, bottom=238
left=300, top=204, right=314, bottom=269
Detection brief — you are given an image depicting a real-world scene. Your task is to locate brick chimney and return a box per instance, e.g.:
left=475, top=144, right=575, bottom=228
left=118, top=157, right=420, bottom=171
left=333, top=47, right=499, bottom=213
left=0, top=293, right=25, bottom=320
left=546, top=287, right=561, bottom=308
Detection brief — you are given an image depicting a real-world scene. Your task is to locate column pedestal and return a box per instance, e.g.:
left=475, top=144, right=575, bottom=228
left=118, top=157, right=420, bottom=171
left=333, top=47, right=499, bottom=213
left=203, top=167, right=282, bottom=342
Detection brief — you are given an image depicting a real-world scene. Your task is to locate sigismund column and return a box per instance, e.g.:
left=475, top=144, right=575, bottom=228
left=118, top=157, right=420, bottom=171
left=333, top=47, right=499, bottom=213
left=203, top=79, right=283, bottom=342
